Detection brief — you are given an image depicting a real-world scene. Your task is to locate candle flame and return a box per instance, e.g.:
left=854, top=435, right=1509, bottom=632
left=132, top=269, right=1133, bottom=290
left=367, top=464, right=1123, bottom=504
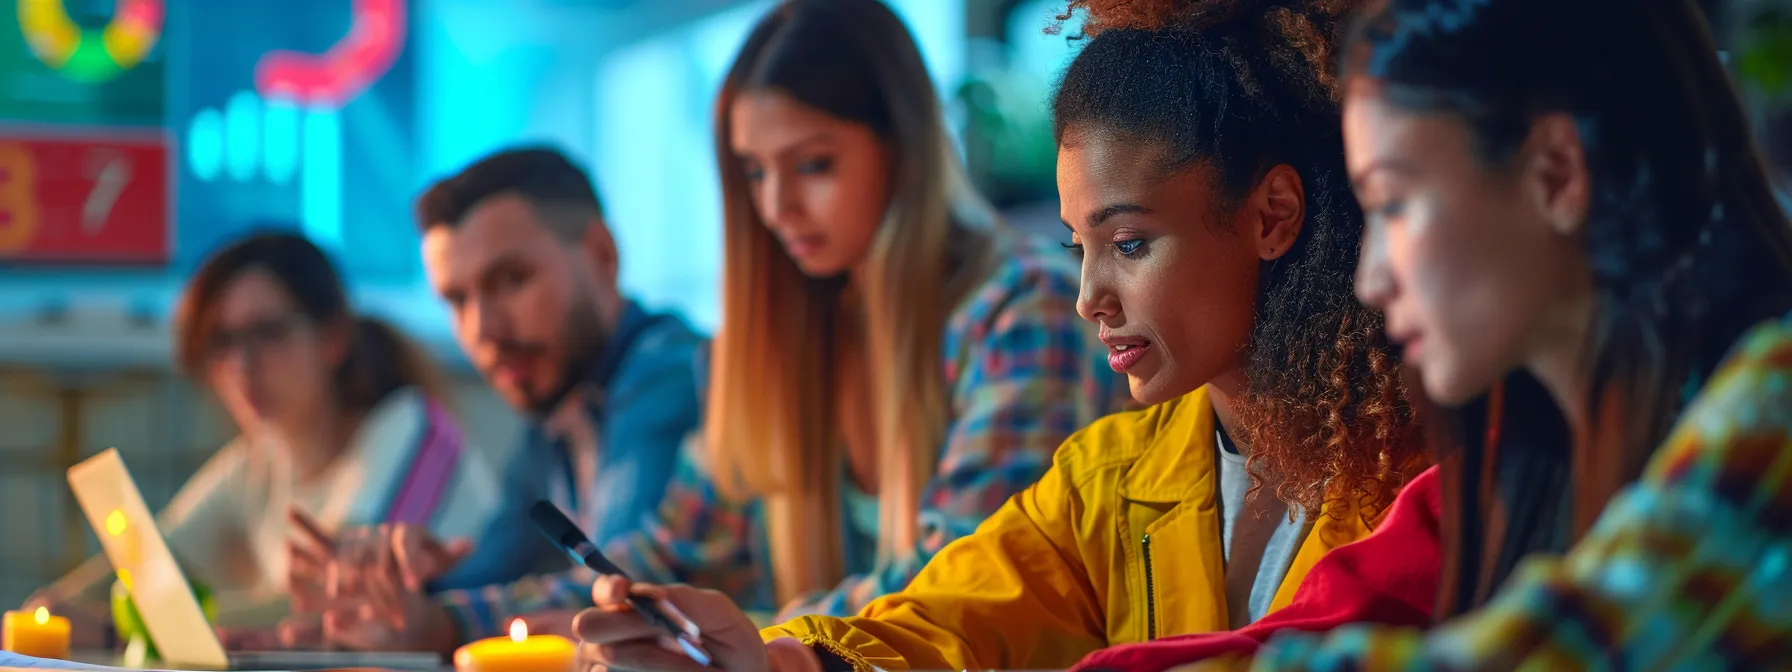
left=509, top=618, right=528, bottom=643
left=34, top=607, right=48, bottom=625
left=106, top=510, right=128, bottom=537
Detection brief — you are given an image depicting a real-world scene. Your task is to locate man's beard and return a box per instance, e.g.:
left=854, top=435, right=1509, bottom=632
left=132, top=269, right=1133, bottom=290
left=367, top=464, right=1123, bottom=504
left=523, top=297, right=609, bottom=417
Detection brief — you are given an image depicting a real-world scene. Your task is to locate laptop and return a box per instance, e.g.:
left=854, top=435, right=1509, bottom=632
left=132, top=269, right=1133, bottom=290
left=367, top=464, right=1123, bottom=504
left=67, top=449, right=446, bottom=671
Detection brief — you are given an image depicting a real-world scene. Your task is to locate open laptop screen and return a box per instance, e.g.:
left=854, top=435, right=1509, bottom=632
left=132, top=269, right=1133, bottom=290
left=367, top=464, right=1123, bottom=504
left=67, top=450, right=229, bottom=670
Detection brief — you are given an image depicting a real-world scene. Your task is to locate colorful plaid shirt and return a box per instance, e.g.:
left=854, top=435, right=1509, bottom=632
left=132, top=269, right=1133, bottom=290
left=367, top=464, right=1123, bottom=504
left=439, top=231, right=1128, bottom=627
left=1248, top=314, right=1792, bottom=671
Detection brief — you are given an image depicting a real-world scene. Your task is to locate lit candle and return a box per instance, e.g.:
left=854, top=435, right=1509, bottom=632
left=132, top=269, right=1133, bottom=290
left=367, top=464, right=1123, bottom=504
left=454, top=619, right=577, bottom=672
left=2, top=607, right=71, bottom=660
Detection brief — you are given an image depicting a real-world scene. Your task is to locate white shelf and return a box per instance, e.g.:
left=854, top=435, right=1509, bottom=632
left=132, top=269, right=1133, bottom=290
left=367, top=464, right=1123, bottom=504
left=0, top=277, right=474, bottom=373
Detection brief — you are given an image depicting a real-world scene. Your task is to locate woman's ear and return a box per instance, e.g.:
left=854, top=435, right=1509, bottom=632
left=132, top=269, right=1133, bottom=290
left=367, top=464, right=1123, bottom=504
left=1253, top=164, right=1306, bottom=260
left=1519, top=113, right=1590, bottom=237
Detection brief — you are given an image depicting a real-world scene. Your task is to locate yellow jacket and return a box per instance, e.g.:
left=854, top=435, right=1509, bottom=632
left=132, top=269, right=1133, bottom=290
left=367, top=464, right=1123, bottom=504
left=761, top=387, right=1381, bottom=671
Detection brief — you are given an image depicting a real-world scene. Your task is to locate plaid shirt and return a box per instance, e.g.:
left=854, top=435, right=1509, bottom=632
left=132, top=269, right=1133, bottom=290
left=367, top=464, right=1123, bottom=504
left=447, top=232, right=1127, bottom=623
left=1248, top=314, right=1792, bottom=671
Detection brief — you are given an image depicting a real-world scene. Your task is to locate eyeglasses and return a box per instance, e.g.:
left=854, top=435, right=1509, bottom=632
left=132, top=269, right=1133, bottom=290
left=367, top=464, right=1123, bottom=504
left=206, top=313, right=307, bottom=362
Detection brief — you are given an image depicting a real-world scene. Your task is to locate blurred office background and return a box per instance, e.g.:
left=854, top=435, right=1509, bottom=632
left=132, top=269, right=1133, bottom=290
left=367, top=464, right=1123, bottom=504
left=0, top=0, right=1772, bottom=608
left=0, top=0, right=1092, bottom=609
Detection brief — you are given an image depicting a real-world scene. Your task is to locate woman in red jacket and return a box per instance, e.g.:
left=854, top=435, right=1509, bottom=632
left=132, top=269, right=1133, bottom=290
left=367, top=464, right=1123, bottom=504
left=1077, top=0, right=1792, bottom=668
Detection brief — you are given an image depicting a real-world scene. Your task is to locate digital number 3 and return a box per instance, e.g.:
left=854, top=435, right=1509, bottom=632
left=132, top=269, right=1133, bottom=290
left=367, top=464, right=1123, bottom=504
left=0, top=143, right=39, bottom=253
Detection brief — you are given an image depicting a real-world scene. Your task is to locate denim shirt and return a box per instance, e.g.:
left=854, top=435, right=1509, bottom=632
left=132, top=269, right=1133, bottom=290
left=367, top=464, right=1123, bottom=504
left=531, top=300, right=706, bottom=541
left=437, top=300, right=707, bottom=637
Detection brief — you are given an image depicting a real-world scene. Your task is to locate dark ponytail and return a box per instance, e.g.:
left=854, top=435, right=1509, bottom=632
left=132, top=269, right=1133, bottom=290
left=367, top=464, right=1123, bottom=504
left=1419, top=371, right=1572, bottom=618
left=336, top=316, right=451, bottom=417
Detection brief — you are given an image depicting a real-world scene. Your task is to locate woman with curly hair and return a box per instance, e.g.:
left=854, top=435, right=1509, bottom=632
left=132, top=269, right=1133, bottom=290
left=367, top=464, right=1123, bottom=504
left=568, top=0, right=1430, bottom=670
left=1087, top=0, right=1792, bottom=669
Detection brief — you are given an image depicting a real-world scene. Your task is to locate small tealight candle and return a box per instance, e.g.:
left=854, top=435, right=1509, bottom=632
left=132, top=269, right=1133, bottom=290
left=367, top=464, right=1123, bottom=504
left=3, top=607, right=71, bottom=660
left=454, top=619, right=577, bottom=672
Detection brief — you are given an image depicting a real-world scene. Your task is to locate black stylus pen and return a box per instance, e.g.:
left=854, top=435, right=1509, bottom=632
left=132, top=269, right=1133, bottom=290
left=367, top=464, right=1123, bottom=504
left=528, top=501, right=714, bottom=666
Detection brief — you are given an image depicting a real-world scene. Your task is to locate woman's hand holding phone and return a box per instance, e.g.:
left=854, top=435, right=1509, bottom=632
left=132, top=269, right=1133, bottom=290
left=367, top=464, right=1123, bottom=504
left=575, top=575, right=825, bottom=672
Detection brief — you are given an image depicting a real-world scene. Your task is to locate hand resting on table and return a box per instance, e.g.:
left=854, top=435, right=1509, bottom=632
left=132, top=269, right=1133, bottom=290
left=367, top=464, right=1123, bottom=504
left=283, top=508, right=470, bottom=654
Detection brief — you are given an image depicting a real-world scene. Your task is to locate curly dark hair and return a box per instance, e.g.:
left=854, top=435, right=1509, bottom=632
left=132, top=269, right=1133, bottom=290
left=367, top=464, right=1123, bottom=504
left=1052, top=0, right=1424, bottom=520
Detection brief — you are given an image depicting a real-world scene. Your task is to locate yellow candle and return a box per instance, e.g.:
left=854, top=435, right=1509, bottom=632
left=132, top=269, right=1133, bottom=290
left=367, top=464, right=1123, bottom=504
left=454, top=619, right=576, bottom=672
left=3, top=607, right=71, bottom=660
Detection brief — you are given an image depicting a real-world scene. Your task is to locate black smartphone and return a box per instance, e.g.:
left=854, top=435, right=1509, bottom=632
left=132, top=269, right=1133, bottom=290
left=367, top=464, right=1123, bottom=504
left=527, top=501, right=712, bottom=666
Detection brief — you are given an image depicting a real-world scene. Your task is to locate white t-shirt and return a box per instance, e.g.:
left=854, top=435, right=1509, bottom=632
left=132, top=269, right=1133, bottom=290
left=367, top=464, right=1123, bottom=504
left=49, top=387, right=502, bottom=626
left=1215, top=430, right=1311, bottom=623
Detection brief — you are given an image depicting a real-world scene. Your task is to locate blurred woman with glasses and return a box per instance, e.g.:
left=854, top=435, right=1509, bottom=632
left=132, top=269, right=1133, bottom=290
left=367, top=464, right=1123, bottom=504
left=27, top=231, right=506, bottom=648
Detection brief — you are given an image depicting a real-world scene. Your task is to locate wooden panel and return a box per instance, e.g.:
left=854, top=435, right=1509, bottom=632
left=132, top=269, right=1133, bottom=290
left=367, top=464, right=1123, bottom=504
left=0, top=470, right=59, bottom=561
left=0, top=381, right=56, bottom=454
left=88, top=391, right=156, bottom=458
left=0, top=469, right=61, bottom=608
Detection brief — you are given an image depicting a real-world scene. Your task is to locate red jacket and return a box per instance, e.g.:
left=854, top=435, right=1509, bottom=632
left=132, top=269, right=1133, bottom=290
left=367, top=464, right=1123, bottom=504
left=1071, top=467, right=1445, bottom=672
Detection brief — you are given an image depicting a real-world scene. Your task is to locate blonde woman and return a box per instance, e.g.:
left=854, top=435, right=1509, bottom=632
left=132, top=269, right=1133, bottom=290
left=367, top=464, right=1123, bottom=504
left=355, top=0, right=1119, bottom=641
left=579, top=0, right=1125, bottom=622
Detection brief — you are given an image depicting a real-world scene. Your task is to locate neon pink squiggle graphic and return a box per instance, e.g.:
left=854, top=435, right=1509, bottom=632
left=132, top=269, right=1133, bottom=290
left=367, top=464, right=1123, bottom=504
left=252, top=0, right=405, bottom=108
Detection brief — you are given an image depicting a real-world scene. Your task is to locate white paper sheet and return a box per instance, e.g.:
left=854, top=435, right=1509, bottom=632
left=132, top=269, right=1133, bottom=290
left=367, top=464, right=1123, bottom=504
left=0, top=652, right=142, bottom=670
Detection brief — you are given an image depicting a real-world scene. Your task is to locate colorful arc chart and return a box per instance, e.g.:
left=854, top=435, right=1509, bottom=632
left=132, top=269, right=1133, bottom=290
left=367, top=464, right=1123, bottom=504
left=18, top=0, right=163, bottom=84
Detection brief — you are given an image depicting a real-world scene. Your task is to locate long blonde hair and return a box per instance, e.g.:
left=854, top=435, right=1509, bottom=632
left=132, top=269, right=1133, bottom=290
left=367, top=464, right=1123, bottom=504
left=707, top=0, right=1000, bottom=604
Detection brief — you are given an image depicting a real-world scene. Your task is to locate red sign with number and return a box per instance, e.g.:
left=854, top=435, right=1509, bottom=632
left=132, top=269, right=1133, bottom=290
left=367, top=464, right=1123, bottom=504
left=0, top=132, right=169, bottom=264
